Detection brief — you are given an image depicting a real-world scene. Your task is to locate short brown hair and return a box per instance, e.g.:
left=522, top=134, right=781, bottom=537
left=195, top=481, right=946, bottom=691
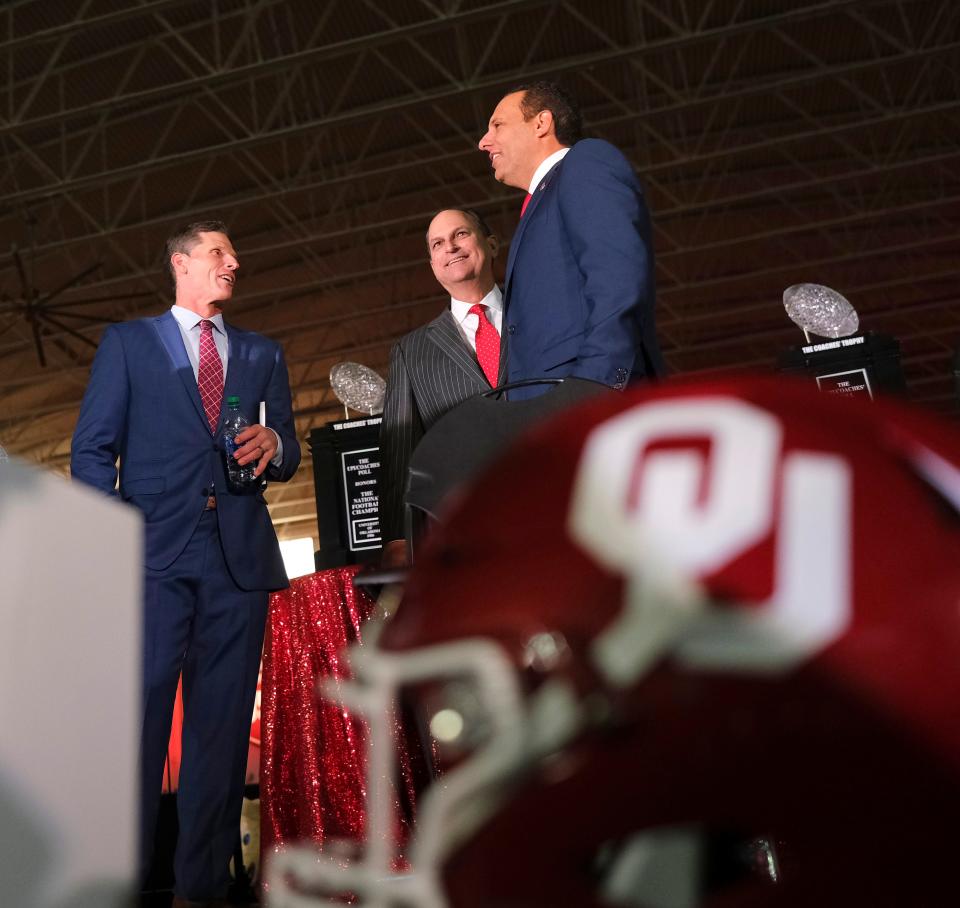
left=165, top=219, right=230, bottom=286
left=513, top=81, right=583, bottom=146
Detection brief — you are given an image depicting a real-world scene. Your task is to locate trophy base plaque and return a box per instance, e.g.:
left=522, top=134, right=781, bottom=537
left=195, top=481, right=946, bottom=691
left=310, top=415, right=383, bottom=569
left=777, top=331, right=907, bottom=401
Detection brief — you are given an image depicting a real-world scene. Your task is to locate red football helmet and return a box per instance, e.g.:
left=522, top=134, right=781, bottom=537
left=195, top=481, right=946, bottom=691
left=270, top=376, right=960, bottom=908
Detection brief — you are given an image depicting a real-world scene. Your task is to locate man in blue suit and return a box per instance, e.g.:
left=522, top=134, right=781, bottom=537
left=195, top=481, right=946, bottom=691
left=478, top=81, right=665, bottom=399
left=71, top=220, right=300, bottom=907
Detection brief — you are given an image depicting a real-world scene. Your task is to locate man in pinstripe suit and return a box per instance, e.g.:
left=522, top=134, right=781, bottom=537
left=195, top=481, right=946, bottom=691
left=379, top=208, right=506, bottom=566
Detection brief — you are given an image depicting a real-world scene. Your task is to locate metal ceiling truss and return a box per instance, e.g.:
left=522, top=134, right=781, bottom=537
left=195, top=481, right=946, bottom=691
left=2, top=0, right=958, bottom=541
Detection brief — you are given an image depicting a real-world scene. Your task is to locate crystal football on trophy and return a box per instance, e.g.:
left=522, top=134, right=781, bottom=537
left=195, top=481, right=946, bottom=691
left=778, top=283, right=906, bottom=400
left=330, top=362, right=386, bottom=417
left=783, top=283, right=859, bottom=342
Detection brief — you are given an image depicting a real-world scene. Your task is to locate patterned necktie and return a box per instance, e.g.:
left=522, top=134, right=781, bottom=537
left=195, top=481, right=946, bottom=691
left=469, top=303, right=500, bottom=388
left=520, top=192, right=533, bottom=217
left=197, top=319, right=224, bottom=433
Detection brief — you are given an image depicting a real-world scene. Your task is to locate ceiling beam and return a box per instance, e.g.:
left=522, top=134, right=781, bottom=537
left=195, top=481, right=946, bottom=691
left=1, top=1, right=923, bottom=207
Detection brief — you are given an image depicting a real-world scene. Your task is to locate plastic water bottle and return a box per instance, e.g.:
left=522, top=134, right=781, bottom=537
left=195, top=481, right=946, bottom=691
left=222, top=396, right=257, bottom=487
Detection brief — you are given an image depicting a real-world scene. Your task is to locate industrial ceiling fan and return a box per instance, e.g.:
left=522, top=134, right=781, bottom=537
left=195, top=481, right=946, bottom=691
left=0, top=241, right=155, bottom=367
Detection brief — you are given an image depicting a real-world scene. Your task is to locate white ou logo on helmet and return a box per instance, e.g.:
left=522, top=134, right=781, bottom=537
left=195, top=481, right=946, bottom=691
left=568, top=397, right=852, bottom=681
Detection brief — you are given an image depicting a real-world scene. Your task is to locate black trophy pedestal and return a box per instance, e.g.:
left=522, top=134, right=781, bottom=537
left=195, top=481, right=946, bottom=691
left=777, top=331, right=906, bottom=400
left=310, top=415, right=382, bottom=570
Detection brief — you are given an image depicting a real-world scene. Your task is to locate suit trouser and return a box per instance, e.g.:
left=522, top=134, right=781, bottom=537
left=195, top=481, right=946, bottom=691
left=140, top=509, right=268, bottom=900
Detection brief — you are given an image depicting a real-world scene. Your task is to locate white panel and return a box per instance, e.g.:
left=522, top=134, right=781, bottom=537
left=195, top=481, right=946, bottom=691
left=0, top=458, right=141, bottom=908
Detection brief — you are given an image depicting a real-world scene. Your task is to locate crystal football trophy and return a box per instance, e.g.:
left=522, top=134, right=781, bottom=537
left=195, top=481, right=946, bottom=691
left=783, top=283, right=859, bottom=342
left=330, top=362, right=386, bottom=418
left=779, top=284, right=906, bottom=400
left=782, top=283, right=868, bottom=396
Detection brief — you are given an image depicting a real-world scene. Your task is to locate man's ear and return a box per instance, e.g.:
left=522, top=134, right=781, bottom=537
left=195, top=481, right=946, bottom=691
left=533, top=109, right=555, bottom=138
left=487, top=234, right=501, bottom=258
left=171, top=251, right=186, bottom=275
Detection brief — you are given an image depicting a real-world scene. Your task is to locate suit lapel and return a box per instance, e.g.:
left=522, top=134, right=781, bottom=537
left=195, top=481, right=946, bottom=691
left=221, top=323, right=245, bottom=432
left=496, top=313, right=508, bottom=386
left=504, top=155, right=566, bottom=299
left=427, top=310, right=487, bottom=386
left=153, top=311, right=209, bottom=429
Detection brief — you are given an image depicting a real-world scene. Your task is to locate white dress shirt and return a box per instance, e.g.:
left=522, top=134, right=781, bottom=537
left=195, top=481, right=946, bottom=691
left=450, top=285, right=503, bottom=353
left=171, top=305, right=228, bottom=380
left=170, top=305, right=282, bottom=464
left=527, top=146, right=570, bottom=196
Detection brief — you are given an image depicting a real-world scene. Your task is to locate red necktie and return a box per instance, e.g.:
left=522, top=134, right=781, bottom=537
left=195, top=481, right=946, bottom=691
left=197, top=319, right=224, bottom=433
left=469, top=303, right=500, bottom=387
left=520, top=192, right=533, bottom=217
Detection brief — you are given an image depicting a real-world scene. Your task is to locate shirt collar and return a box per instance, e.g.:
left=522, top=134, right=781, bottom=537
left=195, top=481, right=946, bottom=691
left=170, top=305, right=226, bottom=334
left=450, top=285, right=502, bottom=325
left=527, top=146, right=570, bottom=196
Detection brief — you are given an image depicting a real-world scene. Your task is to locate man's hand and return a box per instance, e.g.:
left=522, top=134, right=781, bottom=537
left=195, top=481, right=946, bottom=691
left=233, top=425, right=278, bottom=478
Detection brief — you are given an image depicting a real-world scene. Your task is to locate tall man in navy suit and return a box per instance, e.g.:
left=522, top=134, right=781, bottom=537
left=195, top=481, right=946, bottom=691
left=71, top=220, right=300, bottom=907
left=478, top=81, right=665, bottom=399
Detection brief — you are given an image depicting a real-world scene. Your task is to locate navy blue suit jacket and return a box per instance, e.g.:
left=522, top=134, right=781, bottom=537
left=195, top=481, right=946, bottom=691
left=503, top=138, right=665, bottom=398
left=71, top=310, right=300, bottom=591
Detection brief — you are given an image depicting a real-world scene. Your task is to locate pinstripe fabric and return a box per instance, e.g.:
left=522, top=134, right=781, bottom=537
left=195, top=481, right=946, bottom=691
left=379, top=306, right=507, bottom=542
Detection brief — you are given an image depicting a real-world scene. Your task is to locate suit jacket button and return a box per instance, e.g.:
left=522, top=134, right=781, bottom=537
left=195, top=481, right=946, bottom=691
left=508, top=325, right=516, bottom=335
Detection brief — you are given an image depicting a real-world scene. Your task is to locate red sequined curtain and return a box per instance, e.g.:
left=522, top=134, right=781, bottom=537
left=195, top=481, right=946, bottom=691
left=261, top=566, right=416, bottom=860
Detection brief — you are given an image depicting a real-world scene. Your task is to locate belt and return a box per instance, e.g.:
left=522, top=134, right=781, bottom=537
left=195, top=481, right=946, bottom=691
left=205, top=495, right=217, bottom=510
